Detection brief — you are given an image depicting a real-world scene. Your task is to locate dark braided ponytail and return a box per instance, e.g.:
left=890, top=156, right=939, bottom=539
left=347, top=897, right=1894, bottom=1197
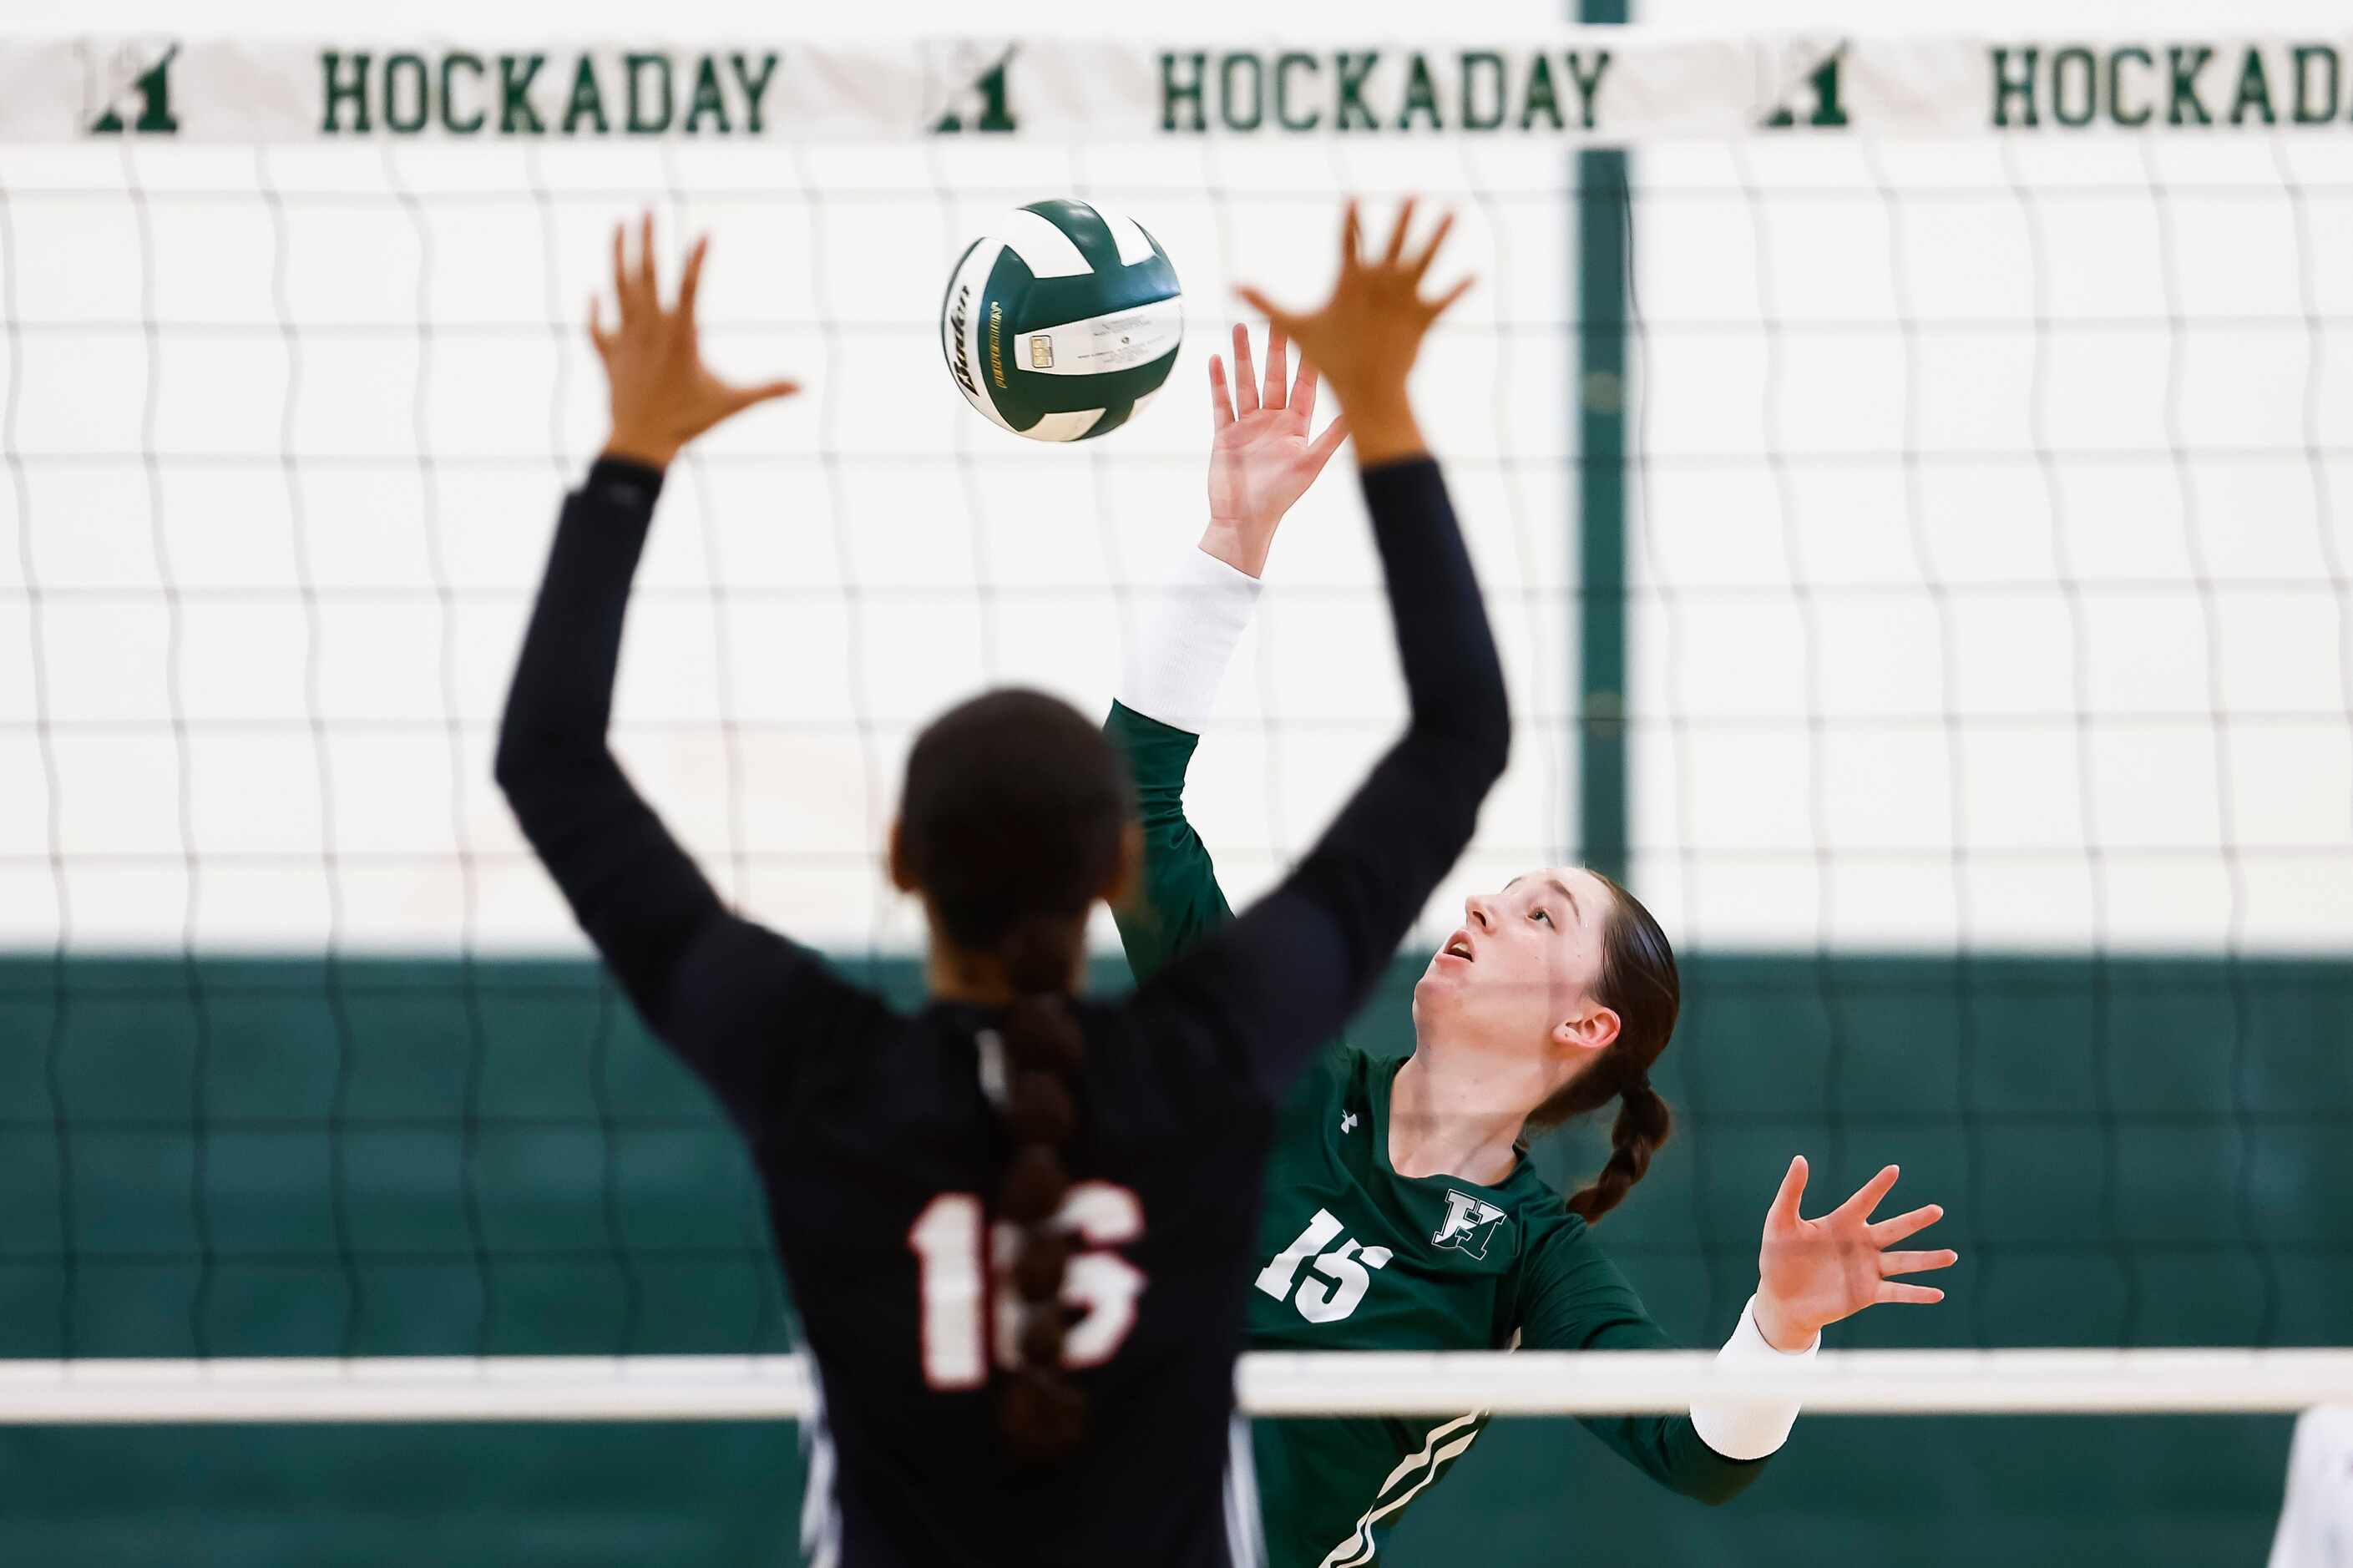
left=1521, top=873, right=1680, bottom=1226
left=895, top=689, right=1132, bottom=1462
left=991, top=916, right=1090, bottom=1456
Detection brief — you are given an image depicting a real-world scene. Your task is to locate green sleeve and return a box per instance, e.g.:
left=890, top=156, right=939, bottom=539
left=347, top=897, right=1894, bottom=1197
left=1104, top=700, right=1236, bottom=984
left=1516, top=1222, right=1774, bottom=1507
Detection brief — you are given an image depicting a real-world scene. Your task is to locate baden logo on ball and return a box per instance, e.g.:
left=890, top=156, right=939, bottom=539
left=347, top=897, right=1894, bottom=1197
left=939, top=198, right=1183, bottom=443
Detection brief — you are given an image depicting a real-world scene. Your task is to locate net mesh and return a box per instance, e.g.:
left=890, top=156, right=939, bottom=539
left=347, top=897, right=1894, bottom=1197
left=0, top=39, right=2349, bottom=1518
left=1609, top=134, right=2353, bottom=1358
left=0, top=134, right=1581, bottom=1364
left=0, top=136, right=1577, bottom=951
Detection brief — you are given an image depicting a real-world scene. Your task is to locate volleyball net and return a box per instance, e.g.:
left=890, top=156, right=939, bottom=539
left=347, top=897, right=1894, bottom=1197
left=6, top=1346, right=2353, bottom=1424
left=1, top=28, right=2349, bottom=1560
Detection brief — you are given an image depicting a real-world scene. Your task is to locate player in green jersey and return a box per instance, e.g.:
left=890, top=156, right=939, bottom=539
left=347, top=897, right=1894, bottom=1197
left=1105, top=301, right=1961, bottom=1566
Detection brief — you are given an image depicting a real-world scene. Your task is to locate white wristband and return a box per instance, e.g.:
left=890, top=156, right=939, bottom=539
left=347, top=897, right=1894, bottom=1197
left=1688, top=1293, right=1818, bottom=1461
left=1117, top=544, right=1263, bottom=735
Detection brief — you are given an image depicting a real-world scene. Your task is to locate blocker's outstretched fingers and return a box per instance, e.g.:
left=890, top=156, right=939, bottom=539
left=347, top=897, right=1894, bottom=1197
left=1877, top=1282, right=1946, bottom=1307
left=588, top=297, right=612, bottom=362
left=610, top=224, right=633, bottom=322
left=1234, top=286, right=1300, bottom=338
left=1384, top=197, right=1418, bottom=265
left=1339, top=200, right=1364, bottom=272
left=721, top=377, right=802, bottom=413
left=590, top=220, right=797, bottom=468
left=676, top=234, right=711, bottom=323
left=635, top=210, right=659, bottom=310
left=1409, top=212, right=1456, bottom=282
left=1207, top=353, right=1235, bottom=430
left=1263, top=323, right=1288, bottom=412
left=1232, top=323, right=1260, bottom=417
left=1424, top=275, right=1478, bottom=321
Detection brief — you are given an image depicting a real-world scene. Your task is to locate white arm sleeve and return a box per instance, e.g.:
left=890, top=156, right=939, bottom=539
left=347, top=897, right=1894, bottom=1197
left=1116, top=544, right=1263, bottom=735
left=1687, top=1293, right=1819, bottom=1462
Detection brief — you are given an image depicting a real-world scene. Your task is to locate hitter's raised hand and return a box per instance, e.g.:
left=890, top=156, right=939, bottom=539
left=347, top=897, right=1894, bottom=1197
left=1750, top=1157, right=1958, bottom=1353
left=1201, top=322, right=1349, bottom=578
left=592, top=213, right=799, bottom=470
left=1236, top=198, right=1473, bottom=466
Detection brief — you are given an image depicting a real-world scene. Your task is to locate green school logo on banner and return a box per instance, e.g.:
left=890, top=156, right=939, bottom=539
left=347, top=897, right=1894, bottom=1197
left=932, top=46, right=1017, bottom=133
left=88, top=43, right=179, bottom=134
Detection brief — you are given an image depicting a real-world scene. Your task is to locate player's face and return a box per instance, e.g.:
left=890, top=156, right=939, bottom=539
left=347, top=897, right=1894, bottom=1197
left=1414, top=865, right=1614, bottom=1059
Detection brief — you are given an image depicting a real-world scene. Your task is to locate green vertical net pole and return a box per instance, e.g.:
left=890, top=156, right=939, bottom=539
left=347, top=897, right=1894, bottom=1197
left=1574, top=0, right=1629, bottom=883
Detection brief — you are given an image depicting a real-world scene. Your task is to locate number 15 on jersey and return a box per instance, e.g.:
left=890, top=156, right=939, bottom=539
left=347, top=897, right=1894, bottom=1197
left=1257, top=1207, right=1391, bottom=1325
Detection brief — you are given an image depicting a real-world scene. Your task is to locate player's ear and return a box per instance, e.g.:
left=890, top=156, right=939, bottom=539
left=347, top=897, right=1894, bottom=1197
left=1105, top=819, right=1145, bottom=908
left=887, top=817, right=919, bottom=893
left=1552, top=1004, right=1620, bottom=1058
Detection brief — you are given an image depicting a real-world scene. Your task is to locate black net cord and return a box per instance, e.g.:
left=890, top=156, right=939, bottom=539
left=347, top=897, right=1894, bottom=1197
left=2272, top=149, right=2353, bottom=1335
left=0, top=161, right=82, bottom=1362
left=924, top=135, right=1004, bottom=686
left=1461, top=135, right=1568, bottom=872
left=121, top=136, right=223, bottom=1362
left=1863, top=134, right=1987, bottom=1353
left=1617, top=162, right=1724, bottom=1330
left=540, top=142, right=645, bottom=1361
left=255, top=142, right=367, bottom=1359
left=2001, top=135, right=2133, bottom=1348
left=2142, top=136, right=2277, bottom=1349
left=382, top=139, right=498, bottom=1358
left=1730, top=137, right=1855, bottom=1316
left=783, top=135, right=878, bottom=1351
left=664, top=139, right=782, bottom=1356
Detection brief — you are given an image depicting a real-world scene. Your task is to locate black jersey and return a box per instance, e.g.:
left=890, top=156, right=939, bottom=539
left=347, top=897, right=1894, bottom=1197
left=493, top=454, right=1506, bottom=1567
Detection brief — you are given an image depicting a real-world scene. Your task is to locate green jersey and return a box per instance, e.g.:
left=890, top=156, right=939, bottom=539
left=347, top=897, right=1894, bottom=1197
left=1107, top=701, right=1772, bottom=1567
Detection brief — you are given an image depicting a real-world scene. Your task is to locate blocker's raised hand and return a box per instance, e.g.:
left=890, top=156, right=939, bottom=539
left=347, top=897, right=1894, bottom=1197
left=1750, top=1157, right=1958, bottom=1353
left=1202, top=322, right=1349, bottom=577
left=1236, top=198, right=1472, bottom=410
left=591, top=213, right=798, bottom=469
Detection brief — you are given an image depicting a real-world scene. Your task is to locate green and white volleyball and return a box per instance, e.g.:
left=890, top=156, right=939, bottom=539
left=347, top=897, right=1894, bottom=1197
left=939, top=199, right=1182, bottom=443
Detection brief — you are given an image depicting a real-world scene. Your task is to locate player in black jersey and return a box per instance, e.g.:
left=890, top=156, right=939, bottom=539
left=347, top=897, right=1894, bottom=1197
left=494, top=206, right=1502, bottom=1567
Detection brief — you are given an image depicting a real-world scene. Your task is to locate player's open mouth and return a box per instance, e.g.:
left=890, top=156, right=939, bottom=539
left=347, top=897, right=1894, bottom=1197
left=1440, top=930, right=1476, bottom=964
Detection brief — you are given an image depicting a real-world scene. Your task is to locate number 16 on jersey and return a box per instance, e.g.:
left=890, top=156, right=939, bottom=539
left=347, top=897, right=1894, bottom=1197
left=906, top=1184, right=1146, bottom=1389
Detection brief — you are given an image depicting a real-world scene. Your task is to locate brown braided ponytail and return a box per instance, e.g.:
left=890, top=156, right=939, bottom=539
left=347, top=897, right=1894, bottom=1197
left=1521, top=873, right=1681, bottom=1225
left=894, top=689, right=1132, bottom=1462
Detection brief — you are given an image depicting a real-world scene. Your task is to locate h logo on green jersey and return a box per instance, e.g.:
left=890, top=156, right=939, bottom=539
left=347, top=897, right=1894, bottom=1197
left=1431, top=1189, right=1507, bottom=1260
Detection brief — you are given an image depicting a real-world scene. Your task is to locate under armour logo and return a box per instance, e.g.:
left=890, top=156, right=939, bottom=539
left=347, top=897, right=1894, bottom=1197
left=1339, top=1111, right=1359, bottom=1135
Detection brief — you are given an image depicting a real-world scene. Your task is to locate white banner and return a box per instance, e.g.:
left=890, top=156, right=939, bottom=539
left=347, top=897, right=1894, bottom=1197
left=13, top=34, right=2353, bottom=144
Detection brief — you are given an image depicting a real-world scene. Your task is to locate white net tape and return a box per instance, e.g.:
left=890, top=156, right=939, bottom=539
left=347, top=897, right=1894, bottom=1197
left=5, top=1348, right=2353, bottom=1423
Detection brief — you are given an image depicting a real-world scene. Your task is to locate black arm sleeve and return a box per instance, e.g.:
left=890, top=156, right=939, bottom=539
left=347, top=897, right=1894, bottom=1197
left=1131, top=456, right=1508, bottom=1104
left=493, top=458, right=863, bottom=1130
